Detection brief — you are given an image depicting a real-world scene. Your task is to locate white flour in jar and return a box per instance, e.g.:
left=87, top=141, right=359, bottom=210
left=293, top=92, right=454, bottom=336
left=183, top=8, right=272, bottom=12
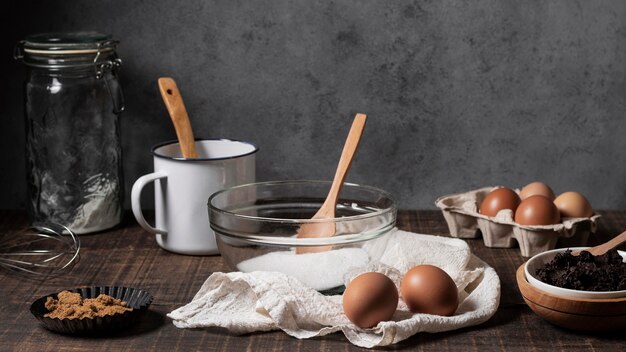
left=68, top=174, right=121, bottom=234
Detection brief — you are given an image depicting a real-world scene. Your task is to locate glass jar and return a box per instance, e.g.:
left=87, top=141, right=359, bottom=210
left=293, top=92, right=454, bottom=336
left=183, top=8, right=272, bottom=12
left=15, top=32, right=124, bottom=234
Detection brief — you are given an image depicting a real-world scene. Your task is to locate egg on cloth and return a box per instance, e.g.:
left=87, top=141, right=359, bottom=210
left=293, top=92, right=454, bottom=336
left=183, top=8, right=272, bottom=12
left=479, top=187, right=521, bottom=217
left=400, top=265, right=458, bottom=316
left=342, top=272, right=398, bottom=328
left=519, top=182, right=555, bottom=201
left=515, top=195, right=560, bottom=225
left=554, top=191, right=593, bottom=218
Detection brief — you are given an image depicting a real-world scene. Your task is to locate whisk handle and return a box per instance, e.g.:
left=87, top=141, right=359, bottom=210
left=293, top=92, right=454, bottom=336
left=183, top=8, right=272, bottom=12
left=131, top=171, right=168, bottom=234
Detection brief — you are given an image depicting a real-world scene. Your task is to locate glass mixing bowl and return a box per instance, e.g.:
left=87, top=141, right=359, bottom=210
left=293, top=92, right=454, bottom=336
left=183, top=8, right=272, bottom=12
left=208, top=180, right=397, bottom=292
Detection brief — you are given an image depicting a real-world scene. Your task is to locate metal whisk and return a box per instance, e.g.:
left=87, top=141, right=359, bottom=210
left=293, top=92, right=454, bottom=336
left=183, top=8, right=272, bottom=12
left=0, top=223, right=80, bottom=277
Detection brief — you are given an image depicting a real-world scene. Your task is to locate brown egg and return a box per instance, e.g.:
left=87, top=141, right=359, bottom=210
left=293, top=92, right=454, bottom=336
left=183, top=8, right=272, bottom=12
left=514, top=195, right=560, bottom=225
left=479, top=187, right=521, bottom=217
left=400, top=265, right=458, bottom=316
left=554, top=192, right=593, bottom=218
left=342, top=272, right=398, bottom=328
left=519, top=182, right=555, bottom=201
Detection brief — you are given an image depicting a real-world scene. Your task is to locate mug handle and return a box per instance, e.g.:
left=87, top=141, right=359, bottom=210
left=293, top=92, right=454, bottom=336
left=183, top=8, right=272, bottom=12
left=131, top=171, right=168, bottom=234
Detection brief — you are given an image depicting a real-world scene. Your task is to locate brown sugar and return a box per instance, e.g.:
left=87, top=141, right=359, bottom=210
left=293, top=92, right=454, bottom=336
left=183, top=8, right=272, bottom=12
left=44, top=291, right=132, bottom=319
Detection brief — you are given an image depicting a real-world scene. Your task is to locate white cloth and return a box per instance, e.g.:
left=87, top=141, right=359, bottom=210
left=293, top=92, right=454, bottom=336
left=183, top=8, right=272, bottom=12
left=168, top=229, right=500, bottom=348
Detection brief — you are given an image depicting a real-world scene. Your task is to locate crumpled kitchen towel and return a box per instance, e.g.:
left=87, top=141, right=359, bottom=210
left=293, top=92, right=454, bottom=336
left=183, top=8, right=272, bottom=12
left=168, top=229, right=500, bottom=348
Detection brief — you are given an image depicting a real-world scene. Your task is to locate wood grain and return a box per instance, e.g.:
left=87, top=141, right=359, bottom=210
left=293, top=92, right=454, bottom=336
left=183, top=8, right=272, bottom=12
left=158, top=77, right=197, bottom=158
left=517, top=264, right=626, bottom=331
left=296, top=113, right=367, bottom=253
left=0, top=210, right=625, bottom=351
left=576, top=229, right=626, bottom=256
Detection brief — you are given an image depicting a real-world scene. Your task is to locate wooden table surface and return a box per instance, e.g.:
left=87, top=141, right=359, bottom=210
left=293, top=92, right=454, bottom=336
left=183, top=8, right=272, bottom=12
left=1, top=210, right=625, bottom=351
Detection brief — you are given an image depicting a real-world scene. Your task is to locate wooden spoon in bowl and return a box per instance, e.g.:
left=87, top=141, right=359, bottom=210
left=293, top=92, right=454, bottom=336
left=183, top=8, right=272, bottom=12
left=158, top=77, right=198, bottom=158
left=573, top=230, right=626, bottom=256
left=295, top=113, right=367, bottom=254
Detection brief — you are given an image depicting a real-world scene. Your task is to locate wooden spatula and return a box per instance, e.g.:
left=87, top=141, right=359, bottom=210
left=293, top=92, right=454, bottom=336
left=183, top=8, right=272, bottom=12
left=573, top=230, right=626, bottom=256
left=158, top=77, right=198, bottom=158
left=296, top=113, right=367, bottom=254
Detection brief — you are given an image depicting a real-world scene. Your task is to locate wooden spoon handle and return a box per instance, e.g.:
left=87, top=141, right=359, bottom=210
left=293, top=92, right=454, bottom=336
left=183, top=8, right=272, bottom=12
left=321, top=113, right=367, bottom=214
left=585, top=230, right=626, bottom=256
left=158, top=77, right=198, bottom=158
left=295, top=113, right=367, bottom=252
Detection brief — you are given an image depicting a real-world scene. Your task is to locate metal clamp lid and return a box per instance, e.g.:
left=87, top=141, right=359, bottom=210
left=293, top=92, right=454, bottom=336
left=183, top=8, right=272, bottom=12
left=19, top=32, right=114, bottom=52
left=15, top=33, right=125, bottom=114
left=93, top=41, right=122, bottom=79
left=14, top=33, right=120, bottom=70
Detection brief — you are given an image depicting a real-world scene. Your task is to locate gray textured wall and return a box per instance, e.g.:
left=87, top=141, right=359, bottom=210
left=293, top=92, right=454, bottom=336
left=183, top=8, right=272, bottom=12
left=2, top=0, right=626, bottom=210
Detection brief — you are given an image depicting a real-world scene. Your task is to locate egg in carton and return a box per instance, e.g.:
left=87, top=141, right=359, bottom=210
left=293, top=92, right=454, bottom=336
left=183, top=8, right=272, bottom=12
left=434, top=187, right=601, bottom=257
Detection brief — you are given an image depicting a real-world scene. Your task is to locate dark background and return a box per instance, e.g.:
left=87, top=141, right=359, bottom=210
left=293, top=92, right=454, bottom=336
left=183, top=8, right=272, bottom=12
left=2, top=0, right=625, bottom=210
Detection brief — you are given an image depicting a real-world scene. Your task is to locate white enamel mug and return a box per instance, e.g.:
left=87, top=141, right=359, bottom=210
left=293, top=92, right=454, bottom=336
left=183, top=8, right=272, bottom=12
left=131, top=139, right=257, bottom=255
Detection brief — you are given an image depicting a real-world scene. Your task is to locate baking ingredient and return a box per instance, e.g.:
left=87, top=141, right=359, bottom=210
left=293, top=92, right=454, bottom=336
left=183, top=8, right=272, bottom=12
left=23, top=38, right=123, bottom=236
left=536, top=249, right=626, bottom=291
left=68, top=175, right=121, bottom=234
left=554, top=192, right=593, bottom=218
left=519, top=182, right=555, bottom=201
left=479, top=187, right=521, bottom=217
left=514, top=195, right=560, bottom=225
left=44, top=291, right=132, bottom=319
left=342, top=272, right=398, bottom=328
left=237, top=247, right=369, bottom=291
left=37, top=173, right=121, bottom=234
left=400, top=265, right=458, bottom=316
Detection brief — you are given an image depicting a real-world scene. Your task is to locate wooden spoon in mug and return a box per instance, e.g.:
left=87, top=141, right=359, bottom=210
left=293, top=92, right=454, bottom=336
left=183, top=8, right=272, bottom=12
left=573, top=230, right=626, bottom=256
left=158, top=77, right=198, bottom=158
left=296, top=113, right=367, bottom=254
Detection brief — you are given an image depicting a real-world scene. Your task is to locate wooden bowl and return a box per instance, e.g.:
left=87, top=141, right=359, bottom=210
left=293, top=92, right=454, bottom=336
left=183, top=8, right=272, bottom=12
left=516, top=264, right=626, bottom=331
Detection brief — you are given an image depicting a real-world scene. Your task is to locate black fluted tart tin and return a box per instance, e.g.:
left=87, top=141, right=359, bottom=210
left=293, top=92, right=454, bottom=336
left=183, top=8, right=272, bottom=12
left=30, top=286, right=153, bottom=335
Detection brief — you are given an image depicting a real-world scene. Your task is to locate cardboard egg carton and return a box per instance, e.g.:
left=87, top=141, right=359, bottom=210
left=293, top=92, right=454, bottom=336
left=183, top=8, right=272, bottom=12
left=435, top=186, right=601, bottom=257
